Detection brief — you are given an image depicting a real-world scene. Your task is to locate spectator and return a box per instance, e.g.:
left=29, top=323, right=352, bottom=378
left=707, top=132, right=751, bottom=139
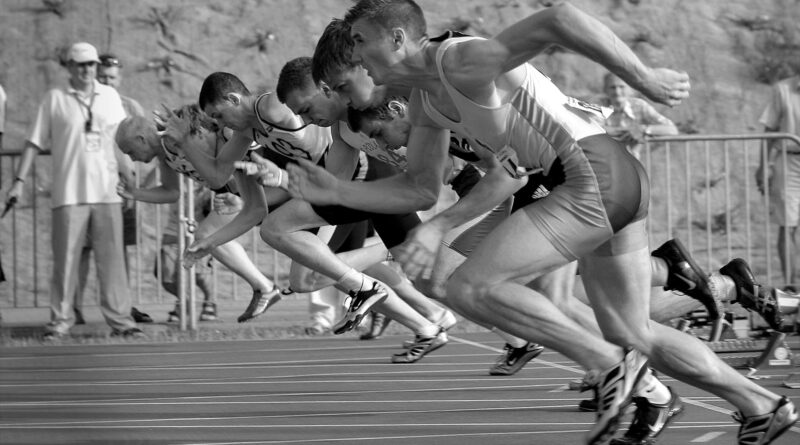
left=0, top=83, right=6, bottom=292
left=599, top=73, right=678, bottom=159
left=4, top=42, right=143, bottom=339
left=159, top=185, right=219, bottom=322
left=758, top=74, right=800, bottom=292
left=73, top=52, right=152, bottom=324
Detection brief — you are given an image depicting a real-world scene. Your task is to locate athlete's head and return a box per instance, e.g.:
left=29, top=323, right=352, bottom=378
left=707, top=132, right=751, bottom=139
left=116, top=116, right=159, bottom=163
left=275, top=57, right=346, bottom=128
left=199, top=72, right=252, bottom=131
left=313, top=19, right=380, bottom=110
left=347, top=96, right=411, bottom=150
left=345, top=0, right=427, bottom=85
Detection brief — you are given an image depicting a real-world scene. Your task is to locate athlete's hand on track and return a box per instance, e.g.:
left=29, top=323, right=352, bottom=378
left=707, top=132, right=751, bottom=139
left=235, top=152, right=284, bottom=188
left=396, top=220, right=448, bottom=281
left=639, top=68, right=690, bottom=107
left=286, top=159, right=341, bottom=205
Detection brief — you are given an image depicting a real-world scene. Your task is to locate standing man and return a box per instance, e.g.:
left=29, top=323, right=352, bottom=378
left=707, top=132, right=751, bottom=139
left=758, top=74, right=800, bottom=292
left=4, top=42, right=142, bottom=339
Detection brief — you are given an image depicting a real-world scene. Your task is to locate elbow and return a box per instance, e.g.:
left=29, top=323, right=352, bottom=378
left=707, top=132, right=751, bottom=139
left=415, top=188, right=439, bottom=211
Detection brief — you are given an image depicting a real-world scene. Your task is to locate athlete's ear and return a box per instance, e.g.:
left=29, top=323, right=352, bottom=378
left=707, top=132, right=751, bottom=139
left=391, top=27, right=405, bottom=50
left=319, top=82, right=332, bottom=97
left=225, top=92, right=242, bottom=106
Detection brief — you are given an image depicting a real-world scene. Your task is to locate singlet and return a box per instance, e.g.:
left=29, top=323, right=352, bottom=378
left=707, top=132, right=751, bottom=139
left=251, top=93, right=332, bottom=163
left=419, top=34, right=606, bottom=178
left=337, top=121, right=408, bottom=169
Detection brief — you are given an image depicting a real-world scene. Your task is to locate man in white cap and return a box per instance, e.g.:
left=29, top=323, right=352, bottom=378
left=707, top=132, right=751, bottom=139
left=4, top=42, right=143, bottom=339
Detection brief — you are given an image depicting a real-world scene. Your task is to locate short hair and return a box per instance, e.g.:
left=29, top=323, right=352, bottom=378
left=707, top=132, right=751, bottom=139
left=312, top=19, right=356, bottom=84
left=347, top=95, right=408, bottom=133
left=344, top=0, right=427, bottom=40
left=115, top=115, right=153, bottom=150
left=276, top=57, right=315, bottom=103
left=198, top=72, right=251, bottom=110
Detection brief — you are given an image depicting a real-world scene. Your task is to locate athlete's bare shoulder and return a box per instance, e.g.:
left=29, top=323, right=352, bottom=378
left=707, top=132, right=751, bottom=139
left=259, top=92, right=298, bottom=128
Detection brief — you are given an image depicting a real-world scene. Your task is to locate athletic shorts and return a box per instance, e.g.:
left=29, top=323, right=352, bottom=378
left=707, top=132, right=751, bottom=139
left=311, top=158, right=421, bottom=249
left=770, top=154, right=800, bottom=227
left=522, top=134, right=649, bottom=259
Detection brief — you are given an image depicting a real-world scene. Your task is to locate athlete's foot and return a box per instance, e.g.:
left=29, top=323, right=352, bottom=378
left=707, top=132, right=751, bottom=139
left=733, top=396, right=797, bottom=445
left=333, top=282, right=389, bottom=335
left=652, top=239, right=722, bottom=320
left=586, top=349, right=649, bottom=445
left=488, top=342, right=544, bottom=376
left=391, top=328, right=448, bottom=363
left=237, top=288, right=283, bottom=323
left=609, top=387, right=684, bottom=444
left=719, top=259, right=784, bottom=330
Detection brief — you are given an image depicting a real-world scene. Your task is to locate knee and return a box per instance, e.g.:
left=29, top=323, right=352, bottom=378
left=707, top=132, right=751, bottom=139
left=445, top=269, right=489, bottom=317
left=259, top=219, right=285, bottom=244
left=601, top=321, right=654, bottom=352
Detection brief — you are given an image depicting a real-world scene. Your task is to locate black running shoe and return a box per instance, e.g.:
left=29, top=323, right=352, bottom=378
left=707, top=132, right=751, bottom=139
left=131, top=307, right=153, bottom=323
left=719, top=259, right=783, bottom=330
left=237, top=288, right=283, bottom=323
left=199, top=302, right=218, bottom=321
left=489, top=342, right=544, bottom=376
left=610, top=387, right=684, bottom=444
left=579, top=393, right=599, bottom=412
left=733, top=396, right=797, bottom=445
left=652, top=239, right=721, bottom=320
left=333, top=282, right=388, bottom=335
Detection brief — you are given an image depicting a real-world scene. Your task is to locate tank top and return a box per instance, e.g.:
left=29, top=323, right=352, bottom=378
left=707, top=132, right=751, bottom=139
left=419, top=34, right=605, bottom=178
left=251, top=93, right=332, bottom=163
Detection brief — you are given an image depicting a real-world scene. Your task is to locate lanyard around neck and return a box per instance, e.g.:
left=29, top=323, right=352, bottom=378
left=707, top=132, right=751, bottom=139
left=73, top=87, right=96, bottom=132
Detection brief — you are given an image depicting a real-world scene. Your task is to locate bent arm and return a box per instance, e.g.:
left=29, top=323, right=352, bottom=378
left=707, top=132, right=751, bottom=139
left=168, top=130, right=253, bottom=189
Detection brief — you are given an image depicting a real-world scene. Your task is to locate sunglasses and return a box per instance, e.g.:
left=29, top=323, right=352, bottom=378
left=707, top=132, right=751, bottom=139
left=73, top=61, right=97, bottom=68
left=99, top=56, right=121, bottom=67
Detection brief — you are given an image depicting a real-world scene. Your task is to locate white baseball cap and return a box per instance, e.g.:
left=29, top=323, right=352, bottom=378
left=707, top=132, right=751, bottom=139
left=67, top=42, right=100, bottom=64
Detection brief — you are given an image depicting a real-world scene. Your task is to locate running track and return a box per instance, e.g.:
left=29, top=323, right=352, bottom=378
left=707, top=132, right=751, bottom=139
left=1, top=332, right=798, bottom=444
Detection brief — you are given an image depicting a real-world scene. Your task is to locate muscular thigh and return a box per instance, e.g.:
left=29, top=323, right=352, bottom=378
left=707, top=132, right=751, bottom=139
left=262, top=198, right=329, bottom=232
left=453, top=209, right=572, bottom=285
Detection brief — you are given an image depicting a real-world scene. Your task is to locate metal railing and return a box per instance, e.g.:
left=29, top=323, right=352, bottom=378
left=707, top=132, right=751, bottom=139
left=0, top=148, right=287, bottom=323
left=642, top=132, right=800, bottom=289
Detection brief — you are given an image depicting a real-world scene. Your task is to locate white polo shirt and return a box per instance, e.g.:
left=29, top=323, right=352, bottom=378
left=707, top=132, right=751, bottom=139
left=27, top=80, right=126, bottom=208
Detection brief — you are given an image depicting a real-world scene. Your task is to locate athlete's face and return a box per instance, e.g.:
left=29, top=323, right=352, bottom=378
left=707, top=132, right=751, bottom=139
left=349, top=18, right=398, bottom=86
left=327, top=66, right=378, bottom=110
left=203, top=95, right=250, bottom=132
left=358, top=113, right=411, bottom=150
left=119, top=135, right=157, bottom=163
left=283, top=84, right=344, bottom=128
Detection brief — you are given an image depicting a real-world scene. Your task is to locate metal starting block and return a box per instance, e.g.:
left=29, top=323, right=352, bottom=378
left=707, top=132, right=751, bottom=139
left=706, top=331, right=797, bottom=379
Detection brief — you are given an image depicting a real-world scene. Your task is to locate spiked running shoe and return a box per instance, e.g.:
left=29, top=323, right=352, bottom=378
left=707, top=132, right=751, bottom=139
left=359, top=311, right=391, bottom=340
left=587, top=349, right=650, bottom=445
left=733, top=396, right=797, bottom=445
left=400, top=309, right=458, bottom=348
left=391, top=328, right=448, bottom=363
left=719, top=259, right=783, bottom=330
left=489, top=342, right=545, bottom=376
left=610, top=387, right=684, bottom=445
left=333, top=281, right=389, bottom=335
left=237, top=288, right=283, bottom=323
left=652, top=238, right=721, bottom=320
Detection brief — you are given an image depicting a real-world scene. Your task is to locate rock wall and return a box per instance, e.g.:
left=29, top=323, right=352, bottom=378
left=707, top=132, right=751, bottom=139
left=0, top=0, right=798, bottom=147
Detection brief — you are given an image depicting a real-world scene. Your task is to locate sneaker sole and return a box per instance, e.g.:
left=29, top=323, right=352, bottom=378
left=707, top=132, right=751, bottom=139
left=392, top=336, right=448, bottom=363
left=237, top=293, right=282, bottom=323
left=488, top=345, right=545, bottom=376
left=333, top=312, right=367, bottom=335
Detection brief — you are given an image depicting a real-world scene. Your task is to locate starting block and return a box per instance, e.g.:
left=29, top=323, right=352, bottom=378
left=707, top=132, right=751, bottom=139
left=706, top=331, right=797, bottom=379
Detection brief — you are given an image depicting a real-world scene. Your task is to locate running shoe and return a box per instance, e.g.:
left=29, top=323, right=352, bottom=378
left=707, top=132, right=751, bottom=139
left=489, top=342, right=545, bottom=376
left=359, top=311, right=391, bottom=340
left=237, top=288, right=283, bottom=323
left=733, top=396, right=798, bottom=445
left=73, top=307, right=86, bottom=325
left=719, top=259, right=783, bottom=330
left=131, top=307, right=153, bottom=323
left=110, top=327, right=147, bottom=339
left=587, top=349, right=649, bottom=445
left=199, top=302, right=218, bottom=321
left=391, top=328, right=448, bottom=363
left=167, top=303, right=180, bottom=323
left=333, top=282, right=388, bottom=335
left=652, top=239, right=721, bottom=320
left=610, top=387, right=684, bottom=444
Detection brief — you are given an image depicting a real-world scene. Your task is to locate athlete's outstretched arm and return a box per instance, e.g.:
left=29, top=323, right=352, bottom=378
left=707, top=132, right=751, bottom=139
left=454, top=2, right=689, bottom=106
left=184, top=171, right=268, bottom=264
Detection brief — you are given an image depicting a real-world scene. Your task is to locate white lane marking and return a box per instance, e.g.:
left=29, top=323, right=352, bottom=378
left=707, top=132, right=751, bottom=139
left=691, top=431, right=727, bottom=442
